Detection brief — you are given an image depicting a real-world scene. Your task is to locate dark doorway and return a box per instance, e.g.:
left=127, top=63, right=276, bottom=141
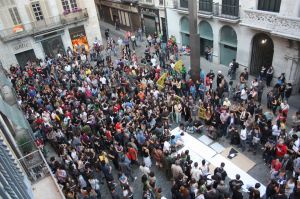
left=15, top=49, right=36, bottom=67
left=200, top=38, right=213, bottom=56
left=161, top=17, right=167, bottom=42
left=250, top=33, right=274, bottom=76
left=144, top=16, right=156, bottom=36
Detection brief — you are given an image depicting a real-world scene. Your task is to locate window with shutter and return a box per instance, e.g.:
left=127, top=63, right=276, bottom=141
left=9, top=7, right=22, bottom=25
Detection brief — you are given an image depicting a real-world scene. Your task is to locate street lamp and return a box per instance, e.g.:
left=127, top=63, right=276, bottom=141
left=188, top=0, right=200, bottom=81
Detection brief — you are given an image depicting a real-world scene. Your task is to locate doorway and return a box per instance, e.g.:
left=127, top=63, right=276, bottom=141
left=144, top=16, right=156, bottom=36
left=15, top=49, right=36, bottom=67
left=250, top=33, right=274, bottom=76
left=198, top=21, right=213, bottom=57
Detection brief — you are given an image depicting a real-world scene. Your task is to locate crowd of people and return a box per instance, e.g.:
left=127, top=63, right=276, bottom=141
left=6, top=27, right=300, bottom=199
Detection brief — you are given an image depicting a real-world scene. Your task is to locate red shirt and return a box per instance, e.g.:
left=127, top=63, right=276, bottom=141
left=127, top=147, right=137, bottom=161
left=105, top=130, right=112, bottom=141
left=276, top=144, right=287, bottom=157
left=271, top=160, right=282, bottom=171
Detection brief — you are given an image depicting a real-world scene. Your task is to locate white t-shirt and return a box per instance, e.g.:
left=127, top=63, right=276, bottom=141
left=240, top=89, right=247, bottom=100
left=151, top=58, right=156, bottom=66
left=163, top=141, right=171, bottom=152
left=240, top=129, right=247, bottom=140
left=100, top=77, right=107, bottom=85
left=191, top=167, right=203, bottom=181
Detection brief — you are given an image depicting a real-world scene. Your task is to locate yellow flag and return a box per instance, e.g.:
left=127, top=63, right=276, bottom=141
left=156, top=72, right=167, bottom=90
left=174, top=60, right=183, bottom=73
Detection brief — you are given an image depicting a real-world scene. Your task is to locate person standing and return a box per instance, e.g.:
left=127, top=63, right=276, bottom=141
left=130, top=32, right=137, bottom=50
left=239, top=125, right=247, bottom=151
left=214, top=162, right=227, bottom=181
left=284, top=83, right=293, bottom=102
left=266, top=66, right=274, bottom=86
left=174, top=102, right=182, bottom=124
left=257, top=80, right=264, bottom=103
left=229, top=59, right=239, bottom=80
left=220, top=110, right=230, bottom=137
left=249, top=183, right=261, bottom=199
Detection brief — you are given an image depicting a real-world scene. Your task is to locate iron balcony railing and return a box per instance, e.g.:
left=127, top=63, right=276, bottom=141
left=175, top=1, right=240, bottom=19
left=0, top=8, right=88, bottom=42
left=199, top=0, right=213, bottom=13
left=213, top=3, right=240, bottom=19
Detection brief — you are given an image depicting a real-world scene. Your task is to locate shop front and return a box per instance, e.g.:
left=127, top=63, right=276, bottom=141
left=99, top=0, right=140, bottom=31
left=34, top=30, right=65, bottom=58
left=12, top=39, right=37, bottom=67
left=69, top=25, right=89, bottom=53
left=139, top=6, right=160, bottom=36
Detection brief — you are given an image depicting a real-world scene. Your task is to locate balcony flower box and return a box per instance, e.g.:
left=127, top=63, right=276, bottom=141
left=63, top=10, right=70, bottom=15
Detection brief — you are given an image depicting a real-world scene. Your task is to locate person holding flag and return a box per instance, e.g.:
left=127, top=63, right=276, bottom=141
left=156, top=72, right=168, bottom=90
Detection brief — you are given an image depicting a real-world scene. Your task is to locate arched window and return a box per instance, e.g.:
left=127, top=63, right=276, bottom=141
left=198, top=21, right=213, bottom=40
left=220, top=26, right=237, bottom=47
left=219, top=25, right=237, bottom=66
left=180, top=17, right=190, bottom=46
left=198, top=21, right=214, bottom=58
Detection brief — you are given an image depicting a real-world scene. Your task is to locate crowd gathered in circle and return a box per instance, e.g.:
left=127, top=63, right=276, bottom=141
left=6, top=29, right=300, bottom=199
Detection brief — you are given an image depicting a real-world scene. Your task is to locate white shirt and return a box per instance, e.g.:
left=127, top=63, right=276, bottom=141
left=191, top=167, right=203, bottom=181
left=240, top=129, right=247, bottom=140
left=200, top=164, right=209, bottom=176
left=100, top=77, right=107, bottom=85
left=240, top=89, right=247, bottom=100
left=140, top=165, right=151, bottom=175
left=89, top=179, right=100, bottom=190
left=163, top=141, right=171, bottom=152
left=151, top=58, right=156, bottom=66
left=272, top=125, right=281, bottom=136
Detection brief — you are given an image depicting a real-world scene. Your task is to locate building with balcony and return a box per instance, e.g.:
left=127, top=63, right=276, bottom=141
left=96, top=0, right=141, bottom=32
left=0, top=0, right=102, bottom=69
left=167, top=0, right=300, bottom=91
left=0, top=63, right=64, bottom=198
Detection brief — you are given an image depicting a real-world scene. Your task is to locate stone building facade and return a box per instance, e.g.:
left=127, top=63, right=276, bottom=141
left=0, top=0, right=103, bottom=68
left=166, top=0, right=300, bottom=91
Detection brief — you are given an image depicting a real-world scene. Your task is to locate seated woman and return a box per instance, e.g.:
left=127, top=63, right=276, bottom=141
left=207, top=121, right=218, bottom=140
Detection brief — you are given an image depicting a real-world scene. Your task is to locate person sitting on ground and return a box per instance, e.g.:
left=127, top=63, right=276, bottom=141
left=170, top=133, right=184, bottom=148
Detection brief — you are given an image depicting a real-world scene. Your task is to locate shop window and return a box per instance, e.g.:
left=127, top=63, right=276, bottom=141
left=258, top=0, right=281, bottom=12
left=31, top=2, right=44, bottom=21
left=9, top=7, right=22, bottom=25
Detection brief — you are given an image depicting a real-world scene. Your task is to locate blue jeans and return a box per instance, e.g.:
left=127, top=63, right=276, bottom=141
left=240, top=139, right=246, bottom=151
left=175, top=112, right=181, bottom=123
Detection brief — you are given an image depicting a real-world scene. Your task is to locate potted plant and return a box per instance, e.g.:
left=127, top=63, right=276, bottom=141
left=63, top=10, right=70, bottom=15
